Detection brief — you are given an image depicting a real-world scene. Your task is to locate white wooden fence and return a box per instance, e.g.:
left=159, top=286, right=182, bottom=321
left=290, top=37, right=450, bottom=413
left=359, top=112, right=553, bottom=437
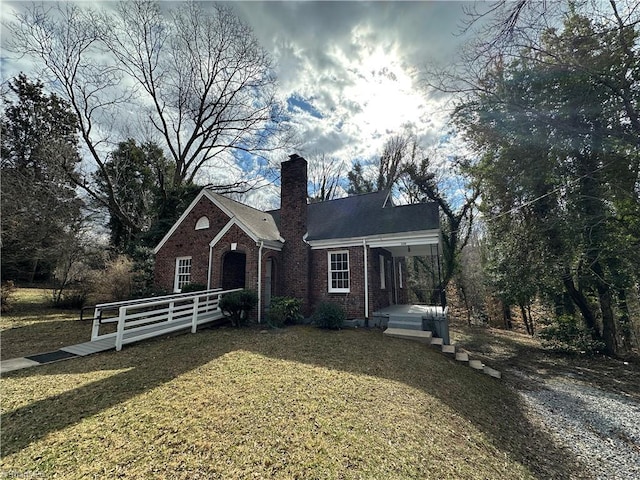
left=91, top=288, right=241, bottom=351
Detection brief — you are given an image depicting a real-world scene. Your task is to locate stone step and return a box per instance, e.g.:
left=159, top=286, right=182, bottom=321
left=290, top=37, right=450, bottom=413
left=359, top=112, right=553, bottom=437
left=469, top=359, right=484, bottom=370
left=455, top=352, right=469, bottom=362
left=387, top=319, right=423, bottom=331
left=430, top=337, right=444, bottom=346
left=383, top=328, right=433, bottom=344
left=483, top=366, right=502, bottom=379
left=442, top=344, right=456, bottom=354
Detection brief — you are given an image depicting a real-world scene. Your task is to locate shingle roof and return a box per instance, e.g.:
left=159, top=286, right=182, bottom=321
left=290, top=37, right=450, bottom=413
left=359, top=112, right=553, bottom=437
left=269, top=190, right=439, bottom=241
left=207, top=191, right=282, bottom=241
left=306, top=191, right=439, bottom=240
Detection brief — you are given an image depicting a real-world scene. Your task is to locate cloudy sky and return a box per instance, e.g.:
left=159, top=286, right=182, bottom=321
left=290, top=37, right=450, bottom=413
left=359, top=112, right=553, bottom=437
left=1, top=1, right=478, bottom=208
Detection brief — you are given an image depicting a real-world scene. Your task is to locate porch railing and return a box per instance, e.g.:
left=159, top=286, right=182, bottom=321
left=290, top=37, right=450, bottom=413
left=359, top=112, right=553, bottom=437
left=91, top=288, right=241, bottom=351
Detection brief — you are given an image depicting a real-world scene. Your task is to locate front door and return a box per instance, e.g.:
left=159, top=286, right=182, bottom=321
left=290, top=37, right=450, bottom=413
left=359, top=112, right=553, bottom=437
left=222, top=251, right=246, bottom=289
left=264, top=258, right=273, bottom=307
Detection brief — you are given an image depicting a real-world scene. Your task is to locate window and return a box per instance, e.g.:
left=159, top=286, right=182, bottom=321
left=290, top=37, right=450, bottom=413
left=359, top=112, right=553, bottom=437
left=328, top=251, right=350, bottom=293
left=398, top=261, right=403, bottom=289
left=174, top=257, right=192, bottom=292
left=380, top=255, right=386, bottom=289
left=195, top=216, right=210, bottom=230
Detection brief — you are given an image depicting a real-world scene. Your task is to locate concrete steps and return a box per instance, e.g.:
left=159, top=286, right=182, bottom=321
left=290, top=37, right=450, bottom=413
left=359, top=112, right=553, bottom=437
left=387, top=318, right=423, bottom=331
left=383, top=328, right=433, bottom=344
left=384, top=328, right=501, bottom=379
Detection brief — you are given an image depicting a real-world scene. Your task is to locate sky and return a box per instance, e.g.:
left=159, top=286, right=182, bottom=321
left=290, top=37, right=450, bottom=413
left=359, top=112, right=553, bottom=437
left=1, top=1, right=479, bottom=209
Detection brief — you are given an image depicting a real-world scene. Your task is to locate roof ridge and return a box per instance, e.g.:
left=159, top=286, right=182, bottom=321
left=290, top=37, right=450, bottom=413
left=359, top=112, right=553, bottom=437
left=206, top=189, right=267, bottom=214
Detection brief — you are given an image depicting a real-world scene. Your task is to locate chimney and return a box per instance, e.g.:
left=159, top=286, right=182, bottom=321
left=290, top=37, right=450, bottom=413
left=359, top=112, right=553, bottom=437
left=280, top=154, right=310, bottom=314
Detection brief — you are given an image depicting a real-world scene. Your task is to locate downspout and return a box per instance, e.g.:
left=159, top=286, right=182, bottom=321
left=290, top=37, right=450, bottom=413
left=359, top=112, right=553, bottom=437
left=363, top=239, right=369, bottom=322
left=207, top=244, right=213, bottom=290
left=257, top=240, right=264, bottom=324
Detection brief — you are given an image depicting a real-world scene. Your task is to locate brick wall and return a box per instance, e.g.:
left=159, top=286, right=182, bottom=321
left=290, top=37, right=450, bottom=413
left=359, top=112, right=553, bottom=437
left=155, top=196, right=232, bottom=292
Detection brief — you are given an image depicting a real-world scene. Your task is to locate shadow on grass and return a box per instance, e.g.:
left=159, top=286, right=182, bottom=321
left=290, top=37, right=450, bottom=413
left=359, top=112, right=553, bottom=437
left=242, top=326, right=585, bottom=479
left=1, top=328, right=235, bottom=458
left=2, top=325, right=584, bottom=478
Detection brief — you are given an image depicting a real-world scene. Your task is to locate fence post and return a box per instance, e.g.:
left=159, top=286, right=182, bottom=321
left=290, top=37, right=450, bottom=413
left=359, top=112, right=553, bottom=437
left=191, top=295, right=200, bottom=333
left=116, top=306, right=126, bottom=351
left=91, top=307, right=101, bottom=341
left=168, top=301, right=175, bottom=322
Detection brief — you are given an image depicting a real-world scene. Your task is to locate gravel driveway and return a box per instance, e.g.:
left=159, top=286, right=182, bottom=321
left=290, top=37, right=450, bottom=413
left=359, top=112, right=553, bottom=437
left=514, top=370, right=640, bottom=480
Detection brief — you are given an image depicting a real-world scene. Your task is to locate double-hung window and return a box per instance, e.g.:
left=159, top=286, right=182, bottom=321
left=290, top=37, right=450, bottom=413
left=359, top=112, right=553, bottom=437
left=328, top=251, right=350, bottom=293
left=174, top=256, right=192, bottom=292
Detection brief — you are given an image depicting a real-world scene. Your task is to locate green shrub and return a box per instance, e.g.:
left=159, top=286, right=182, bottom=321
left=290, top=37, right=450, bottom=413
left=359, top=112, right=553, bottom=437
left=181, top=283, right=208, bottom=293
left=219, top=289, right=258, bottom=327
left=311, top=302, right=346, bottom=329
left=267, top=296, right=303, bottom=328
left=538, top=314, right=605, bottom=354
left=1, top=281, right=16, bottom=313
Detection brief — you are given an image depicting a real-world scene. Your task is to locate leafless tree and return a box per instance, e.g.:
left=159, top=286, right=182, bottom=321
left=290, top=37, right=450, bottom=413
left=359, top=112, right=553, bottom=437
left=307, top=153, right=345, bottom=202
left=6, top=1, right=289, bottom=233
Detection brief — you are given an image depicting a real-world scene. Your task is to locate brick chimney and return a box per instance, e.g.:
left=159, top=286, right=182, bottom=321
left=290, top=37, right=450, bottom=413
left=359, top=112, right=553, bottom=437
left=280, top=154, right=310, bottom=314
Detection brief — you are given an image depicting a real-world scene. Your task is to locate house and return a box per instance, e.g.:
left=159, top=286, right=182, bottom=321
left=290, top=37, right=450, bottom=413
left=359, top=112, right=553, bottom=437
left=153, top=154, right=443, bottom=323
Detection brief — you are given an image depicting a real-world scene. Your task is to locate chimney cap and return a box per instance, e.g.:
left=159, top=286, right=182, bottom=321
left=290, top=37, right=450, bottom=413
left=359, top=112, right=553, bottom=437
left=288, top=153, right=303, bottom=161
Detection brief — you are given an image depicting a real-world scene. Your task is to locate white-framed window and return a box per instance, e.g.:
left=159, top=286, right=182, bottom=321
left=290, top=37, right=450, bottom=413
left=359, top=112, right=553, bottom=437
left=174, top=256, right=192, bottom=292
left=380, top=255, right=386, bottom=289
left=398, top=261, right=403, bottom=289
left=195, top=216, right=210, bottom=230
left=328, top=251, right=350, bottom=293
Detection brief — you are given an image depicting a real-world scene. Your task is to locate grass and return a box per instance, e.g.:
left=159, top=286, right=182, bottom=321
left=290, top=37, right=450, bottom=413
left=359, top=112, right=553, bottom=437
left=1, top=290, right=587, bottom=479
left=1, top=288, right=92, bottom=360
left=449, top=323, right=640, bottom=402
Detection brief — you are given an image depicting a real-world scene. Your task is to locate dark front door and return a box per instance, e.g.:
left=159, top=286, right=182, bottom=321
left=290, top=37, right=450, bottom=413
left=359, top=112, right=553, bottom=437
left=222, top=252, right=246, bottom=289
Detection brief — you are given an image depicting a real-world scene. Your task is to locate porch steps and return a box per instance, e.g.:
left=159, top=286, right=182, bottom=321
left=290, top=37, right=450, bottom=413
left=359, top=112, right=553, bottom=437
left=383, top=328, right=433, bottom=344
left=384, top=328, right=501, bottom=379
left=387, top=318, right=423, bottom=331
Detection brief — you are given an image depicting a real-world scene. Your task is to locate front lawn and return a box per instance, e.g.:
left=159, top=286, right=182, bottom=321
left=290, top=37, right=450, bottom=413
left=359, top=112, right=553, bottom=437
left=1, top=316, right=583, bottom=478
left=0, top=288, right=91, bottom=360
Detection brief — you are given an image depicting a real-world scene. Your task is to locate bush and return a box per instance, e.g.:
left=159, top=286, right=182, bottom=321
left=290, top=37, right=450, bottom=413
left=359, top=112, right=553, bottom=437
left=52, top=289, right=89, bottom=309
left=181, top=283, right=208, bottom=293
left=538, top=314, right=605, bottom=354
left=267, top=296, right=303, bottom=328
left=311, top=302, right=346, bottom=329
left=1, top=281, right=16, bottom=313
left=91, top=255, right=134, bottom=302
left=219, top=289, right=258, bottom=327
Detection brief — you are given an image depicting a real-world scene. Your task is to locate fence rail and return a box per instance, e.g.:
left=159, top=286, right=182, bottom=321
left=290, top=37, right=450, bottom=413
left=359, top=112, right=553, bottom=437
left=91, top=288, right=240, bottom=351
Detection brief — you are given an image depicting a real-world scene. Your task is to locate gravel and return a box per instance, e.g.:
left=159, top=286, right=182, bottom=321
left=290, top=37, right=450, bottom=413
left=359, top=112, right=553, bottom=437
left=514, top=371, right=640, bottom=480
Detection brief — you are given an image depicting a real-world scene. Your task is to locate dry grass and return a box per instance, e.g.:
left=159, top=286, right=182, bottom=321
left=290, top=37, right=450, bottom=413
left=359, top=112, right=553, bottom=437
left=1, top=291, right=586, bottom=479
left=449, top=323, right=640, bottom=401
left=1, top=288, right=93, bottom=360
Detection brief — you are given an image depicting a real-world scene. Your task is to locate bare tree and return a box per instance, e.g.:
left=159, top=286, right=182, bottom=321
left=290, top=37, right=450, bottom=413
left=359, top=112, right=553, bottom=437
left=6, top=1, right=288, bottom=234
left=307, top=153, right=345, bottom=202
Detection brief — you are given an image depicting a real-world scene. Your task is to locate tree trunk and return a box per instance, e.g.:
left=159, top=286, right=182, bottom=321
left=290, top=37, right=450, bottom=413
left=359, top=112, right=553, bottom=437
left=593, top=261, right=618, bottom=356
left=503, top=303, right=513, bottom=330
left=519, top=303, right=533, bottom=336
left=562, top=269, right=599, bottom=337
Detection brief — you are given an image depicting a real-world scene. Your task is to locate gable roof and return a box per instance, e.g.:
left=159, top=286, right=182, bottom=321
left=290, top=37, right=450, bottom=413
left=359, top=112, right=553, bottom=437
left=209, top=191, right=281, bottom=242
left=153, top=189, right=282, bottom=254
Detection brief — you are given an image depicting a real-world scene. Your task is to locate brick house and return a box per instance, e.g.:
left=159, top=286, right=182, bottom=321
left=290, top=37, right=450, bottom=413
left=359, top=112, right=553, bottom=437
left=153, top=154, right=441, bottom=322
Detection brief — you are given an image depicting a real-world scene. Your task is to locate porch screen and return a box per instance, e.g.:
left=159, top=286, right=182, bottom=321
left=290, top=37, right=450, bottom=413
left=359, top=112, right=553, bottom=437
left=174, top=257, right=192, bottom=291
left=328, top=251, right=350, bottom=293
